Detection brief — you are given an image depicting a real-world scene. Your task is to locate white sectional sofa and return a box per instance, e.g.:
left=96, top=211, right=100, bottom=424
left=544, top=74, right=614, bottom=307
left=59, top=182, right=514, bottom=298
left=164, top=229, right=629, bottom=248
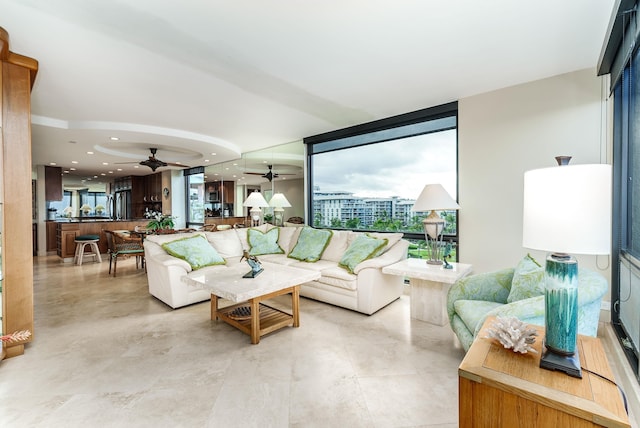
left=143, top=224, right=409, bottom=314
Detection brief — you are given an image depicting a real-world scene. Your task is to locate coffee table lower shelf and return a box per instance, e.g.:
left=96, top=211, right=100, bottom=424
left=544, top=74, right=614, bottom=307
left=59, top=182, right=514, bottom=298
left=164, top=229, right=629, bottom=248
left=210, top=285, right=300, bottom=344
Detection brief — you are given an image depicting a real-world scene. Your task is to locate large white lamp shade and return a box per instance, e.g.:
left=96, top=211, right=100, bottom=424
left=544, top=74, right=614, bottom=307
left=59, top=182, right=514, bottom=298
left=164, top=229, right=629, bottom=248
left=243, top=191, right=269, bottom=225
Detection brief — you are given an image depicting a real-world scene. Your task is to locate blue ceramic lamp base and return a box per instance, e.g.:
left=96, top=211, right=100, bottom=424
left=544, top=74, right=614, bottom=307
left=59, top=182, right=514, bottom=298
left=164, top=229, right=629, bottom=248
left=540, top=253, right=582, bottom=378
left=540, top=342, right=582, bottom=378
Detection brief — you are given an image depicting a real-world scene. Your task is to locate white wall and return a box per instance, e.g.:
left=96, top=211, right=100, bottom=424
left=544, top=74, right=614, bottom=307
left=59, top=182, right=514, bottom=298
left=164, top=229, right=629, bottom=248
left=459, top=68, right=611, bottom=284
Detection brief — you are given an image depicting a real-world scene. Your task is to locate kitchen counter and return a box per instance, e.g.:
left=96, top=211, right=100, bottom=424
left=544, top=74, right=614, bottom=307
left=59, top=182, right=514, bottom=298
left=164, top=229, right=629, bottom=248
left=54, top=220, right=149, bottom=261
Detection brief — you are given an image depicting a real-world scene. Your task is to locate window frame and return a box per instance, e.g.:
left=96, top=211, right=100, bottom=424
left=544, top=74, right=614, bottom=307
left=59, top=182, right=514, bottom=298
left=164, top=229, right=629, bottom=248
left=304, top=101, right=459, bottom=250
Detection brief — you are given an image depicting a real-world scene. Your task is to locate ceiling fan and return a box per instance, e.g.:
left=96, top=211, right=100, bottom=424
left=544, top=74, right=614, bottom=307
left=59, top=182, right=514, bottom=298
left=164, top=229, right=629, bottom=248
left=245, top=165, right=295, bottom=182
left=118, top=148, right=190, bottom=172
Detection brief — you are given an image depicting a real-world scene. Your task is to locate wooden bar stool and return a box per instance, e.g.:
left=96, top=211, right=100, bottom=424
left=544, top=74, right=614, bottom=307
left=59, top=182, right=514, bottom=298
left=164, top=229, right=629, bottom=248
left=74, top=234, right=102, bottom=265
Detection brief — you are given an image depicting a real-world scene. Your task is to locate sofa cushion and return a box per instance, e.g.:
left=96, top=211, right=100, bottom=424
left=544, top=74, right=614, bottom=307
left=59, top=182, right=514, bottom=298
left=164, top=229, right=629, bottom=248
left=361, top=231, right=404, bottom=255
left=248, top=227, right=284, bottom=256
left=205, top=229, right=244, bottom=258
left=453, top=300, right=503, bottom=334
left=288, top=227, right=333, bottom=262
left=161, top=235, right=226, bottom=270
left=339, top=233, right=388, bottom=274
left=507, top=254, right=544, bottom=303
left=321, top=230, right=351, bottom=262
left=277, top=225, right=302, bottom=254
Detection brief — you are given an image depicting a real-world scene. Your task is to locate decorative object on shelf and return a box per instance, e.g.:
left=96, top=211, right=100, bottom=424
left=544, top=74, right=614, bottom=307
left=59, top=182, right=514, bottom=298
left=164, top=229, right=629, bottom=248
left=242, top=190, right=269, bottom=226
left=269, top=193, right=292, bottom=226
left=1, top=329, right=31, bottom=344
left=523, top=157, right=611, bottom=378
left=145, top=209, right=175, bottom=231
left=163, top=187, right=170, bottom=198
left=228, top=306, right=252, bottom=320
left=412, top=184, right=460, bottom=265
left=240, top=250, right=263, bottom=278
left=485, top=316, right=538, bottom=354
left=63, top=206, right=74, bottom=218
left=94, top=204, right=105, bottom=216
left=80, top=204, right=92, bottom=216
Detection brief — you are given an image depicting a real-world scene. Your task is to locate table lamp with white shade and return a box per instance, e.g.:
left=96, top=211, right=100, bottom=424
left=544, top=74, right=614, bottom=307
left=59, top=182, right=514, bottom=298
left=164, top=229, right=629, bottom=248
left=269, top=193, right=291, bottom=226
left=243, top=190, right=269, bottom=226
left=522, top=157, right=611, bottom=378
left=412, top=184, right=460, bottom=266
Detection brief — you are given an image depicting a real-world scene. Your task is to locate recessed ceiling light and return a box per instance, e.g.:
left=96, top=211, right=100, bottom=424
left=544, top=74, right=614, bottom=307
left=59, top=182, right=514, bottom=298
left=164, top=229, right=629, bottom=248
left=117, top=168, right=122, bottom=171
left=102, top=162, right=108, bottom=165
left=134, top=165, right=139, bottom=168
left=49, top=162, right=57, bottom=166
left=211, top=152, right=217, bottom=156
left=94, top=175, right=98, bottom=178
left=87, top=151, right=94, bottom=155
left=204, top=159, right=210, bottom=163
left=108, top=171, right=113, bottom=174
left=100, top=173, right=106, bottom=176
left=71, top=160, right=78, bottom=164
left=63, top=170, right=70, bottom=173
left=110, top=137, right=119, bottom=141
left=70, top=167, right=76, bottom=171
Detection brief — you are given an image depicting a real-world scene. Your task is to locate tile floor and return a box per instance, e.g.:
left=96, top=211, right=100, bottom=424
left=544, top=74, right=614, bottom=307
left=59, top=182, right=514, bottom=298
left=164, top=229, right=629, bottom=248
left=0, top=255, right=637, bottom=427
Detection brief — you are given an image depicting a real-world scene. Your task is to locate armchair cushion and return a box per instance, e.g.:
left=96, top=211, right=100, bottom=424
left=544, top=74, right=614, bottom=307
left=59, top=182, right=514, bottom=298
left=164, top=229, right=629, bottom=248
left=507, top=254, right=544, bottom=303
left=454, top=300, right=503, bottom=333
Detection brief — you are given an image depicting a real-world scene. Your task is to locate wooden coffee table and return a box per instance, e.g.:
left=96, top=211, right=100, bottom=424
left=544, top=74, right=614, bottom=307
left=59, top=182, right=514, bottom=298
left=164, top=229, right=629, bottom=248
left=182, top=262, right=320, bottom=344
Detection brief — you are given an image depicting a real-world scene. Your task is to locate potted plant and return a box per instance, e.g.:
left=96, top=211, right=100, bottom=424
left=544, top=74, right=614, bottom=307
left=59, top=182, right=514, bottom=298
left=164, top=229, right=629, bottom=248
left=145, top=209, right=175, bottom=233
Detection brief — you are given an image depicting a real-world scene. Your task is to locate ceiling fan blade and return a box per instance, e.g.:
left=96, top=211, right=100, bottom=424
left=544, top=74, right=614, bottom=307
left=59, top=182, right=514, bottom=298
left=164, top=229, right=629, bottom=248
left=165, top=162, right=190, bottom=168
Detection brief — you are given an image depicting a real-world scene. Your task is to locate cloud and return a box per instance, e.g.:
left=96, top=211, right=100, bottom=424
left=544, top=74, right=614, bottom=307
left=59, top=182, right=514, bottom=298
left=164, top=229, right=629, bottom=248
left=312, top=129, right=457, bottom=199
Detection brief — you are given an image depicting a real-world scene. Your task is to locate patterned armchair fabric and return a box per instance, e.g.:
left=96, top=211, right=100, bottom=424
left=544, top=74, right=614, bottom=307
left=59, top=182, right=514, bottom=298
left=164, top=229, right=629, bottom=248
left=447, top=265, right=608, bottom=351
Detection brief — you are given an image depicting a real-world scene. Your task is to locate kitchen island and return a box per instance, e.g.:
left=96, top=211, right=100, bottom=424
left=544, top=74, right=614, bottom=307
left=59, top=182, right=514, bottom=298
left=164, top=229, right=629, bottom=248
left=50, top=219, right=150, bottom=261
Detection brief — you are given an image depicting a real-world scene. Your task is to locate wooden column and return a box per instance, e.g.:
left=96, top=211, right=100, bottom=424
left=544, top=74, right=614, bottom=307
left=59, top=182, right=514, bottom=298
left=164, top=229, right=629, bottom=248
left=1, top=27, right=38, bottom=358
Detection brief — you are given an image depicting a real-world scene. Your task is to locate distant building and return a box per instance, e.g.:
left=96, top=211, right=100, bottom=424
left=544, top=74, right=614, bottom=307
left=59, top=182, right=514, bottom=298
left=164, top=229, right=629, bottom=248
left=312, top=188, right=416, bottom=227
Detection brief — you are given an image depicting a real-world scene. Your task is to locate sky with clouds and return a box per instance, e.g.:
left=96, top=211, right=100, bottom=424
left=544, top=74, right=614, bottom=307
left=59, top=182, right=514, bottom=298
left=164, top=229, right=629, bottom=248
left=312, top=129, right=457, bottom=200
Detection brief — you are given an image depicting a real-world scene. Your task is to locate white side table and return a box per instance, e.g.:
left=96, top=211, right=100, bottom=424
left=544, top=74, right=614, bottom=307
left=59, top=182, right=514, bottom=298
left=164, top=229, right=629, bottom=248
left=383, top=258, right=472, bottom=325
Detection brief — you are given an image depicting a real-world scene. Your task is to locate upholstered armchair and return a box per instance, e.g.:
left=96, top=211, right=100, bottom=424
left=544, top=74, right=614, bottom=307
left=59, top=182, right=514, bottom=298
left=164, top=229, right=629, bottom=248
left=446, top=256, right=608, bottom=351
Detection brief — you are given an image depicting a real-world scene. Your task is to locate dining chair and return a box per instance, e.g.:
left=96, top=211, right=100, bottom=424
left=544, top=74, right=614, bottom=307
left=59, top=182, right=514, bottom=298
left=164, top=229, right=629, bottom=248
left=103, top=230, right=145, bottom=277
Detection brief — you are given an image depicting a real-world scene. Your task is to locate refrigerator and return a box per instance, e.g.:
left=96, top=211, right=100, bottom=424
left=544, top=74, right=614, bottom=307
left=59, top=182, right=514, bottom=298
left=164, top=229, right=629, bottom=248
left=114, top=190, right=131, bottom=220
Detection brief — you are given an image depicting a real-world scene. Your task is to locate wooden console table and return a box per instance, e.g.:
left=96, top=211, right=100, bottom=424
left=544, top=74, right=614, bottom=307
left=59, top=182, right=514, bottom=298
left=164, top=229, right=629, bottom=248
left=458, top=317, right=630, bottom=428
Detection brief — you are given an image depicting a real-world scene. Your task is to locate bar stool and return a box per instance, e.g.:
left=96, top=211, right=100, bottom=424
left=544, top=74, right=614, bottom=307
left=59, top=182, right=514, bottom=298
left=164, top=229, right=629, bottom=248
left=74, top=234, right=102, bottom=266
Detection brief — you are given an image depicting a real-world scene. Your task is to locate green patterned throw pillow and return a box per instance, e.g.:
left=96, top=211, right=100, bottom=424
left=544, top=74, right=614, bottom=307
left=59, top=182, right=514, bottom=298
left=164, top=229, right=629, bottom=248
left=161, top=235, right=225, bottom=270
left=339, top=233, right=388, bottom=274
left=506, top=254, right=544, bottom=303
left=288, top=227, right=333, bottom=262
left=248, top=227, right=284, bottom=256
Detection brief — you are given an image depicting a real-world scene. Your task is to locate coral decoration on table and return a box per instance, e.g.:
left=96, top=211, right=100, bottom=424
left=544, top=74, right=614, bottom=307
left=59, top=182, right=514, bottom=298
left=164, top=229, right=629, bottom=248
left=485, top=316, right=538, bottom=354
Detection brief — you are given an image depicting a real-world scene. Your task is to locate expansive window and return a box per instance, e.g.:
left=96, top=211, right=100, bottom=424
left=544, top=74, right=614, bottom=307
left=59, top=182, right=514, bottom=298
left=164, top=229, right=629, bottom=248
left=600, top=0, right=640, bottom=381
left=184, top=167, right=205, bottom=227
left=305, top=102, right=458, bottom=260
left=47, top=191, right=72, bottom=218
left=80, top=191, right=108, bottom=216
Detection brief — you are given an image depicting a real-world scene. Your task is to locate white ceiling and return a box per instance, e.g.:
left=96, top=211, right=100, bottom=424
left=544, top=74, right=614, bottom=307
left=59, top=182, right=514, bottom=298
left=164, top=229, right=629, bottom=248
left=1, top=0, right=616, bottom=187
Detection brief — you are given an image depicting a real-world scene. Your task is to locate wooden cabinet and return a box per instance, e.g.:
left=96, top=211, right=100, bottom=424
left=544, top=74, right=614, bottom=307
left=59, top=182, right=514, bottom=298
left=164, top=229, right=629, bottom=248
left=0, top=27, right=38, bottom=358
left=56, top=223, right=78, bottom=259
left=46, top=221, right=58, bottom=252
left=458, top=317, right=630, bottom=428
left=44, top=165, right=62, bottom=201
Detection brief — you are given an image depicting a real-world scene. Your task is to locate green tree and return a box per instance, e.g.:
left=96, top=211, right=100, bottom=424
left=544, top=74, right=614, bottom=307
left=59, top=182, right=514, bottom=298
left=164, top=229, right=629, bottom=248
left=345, top=217, right=361, bottom=229
left=314, top=212, right=323, bottom=227
left=330, top=217, right=343, bottom=228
